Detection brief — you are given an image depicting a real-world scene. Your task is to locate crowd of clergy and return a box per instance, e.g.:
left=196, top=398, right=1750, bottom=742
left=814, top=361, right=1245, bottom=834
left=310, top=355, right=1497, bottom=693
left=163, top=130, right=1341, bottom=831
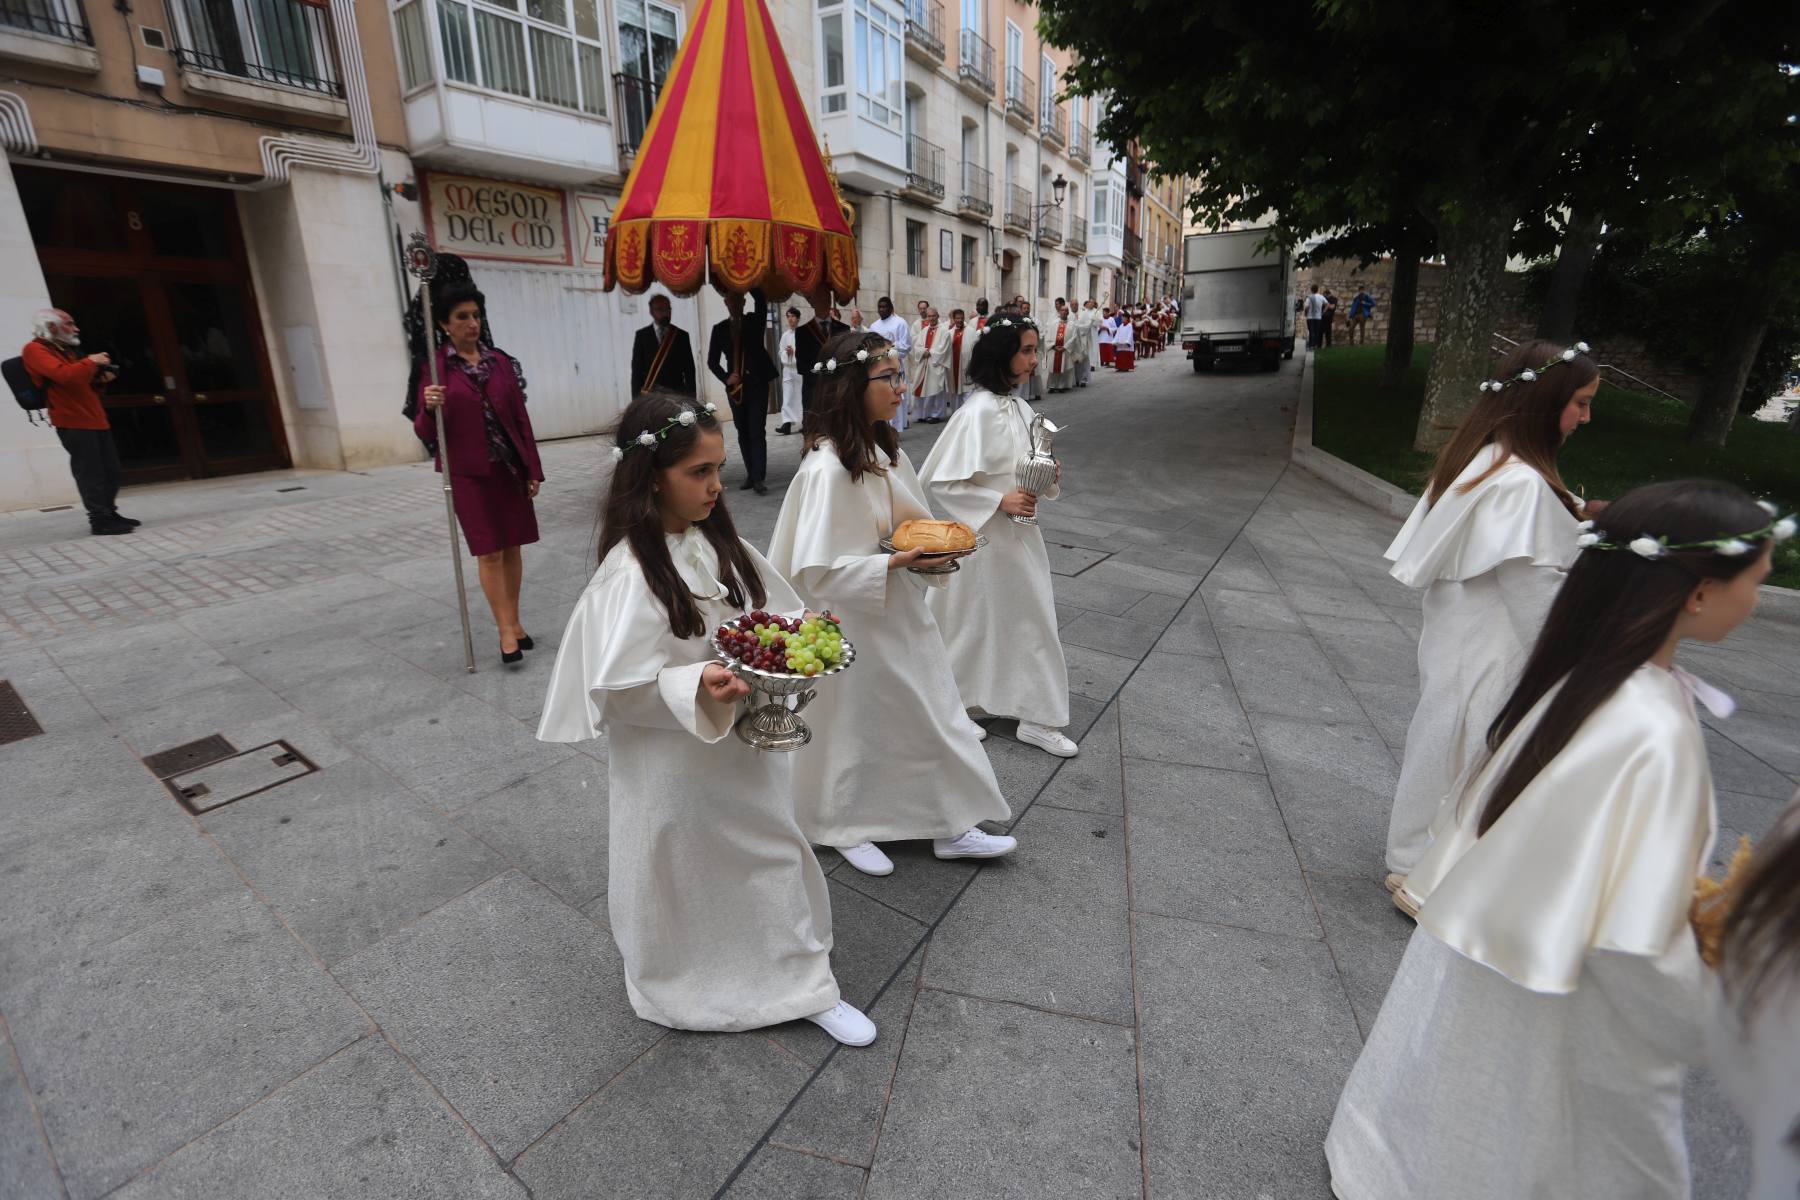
left=523, top=314, right=1796, bottom=1198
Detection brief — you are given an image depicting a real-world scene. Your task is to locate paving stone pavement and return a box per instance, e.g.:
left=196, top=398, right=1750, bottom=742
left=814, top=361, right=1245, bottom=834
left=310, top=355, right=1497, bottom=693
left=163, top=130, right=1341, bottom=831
left=1, top=348, right=1788, bottom=1199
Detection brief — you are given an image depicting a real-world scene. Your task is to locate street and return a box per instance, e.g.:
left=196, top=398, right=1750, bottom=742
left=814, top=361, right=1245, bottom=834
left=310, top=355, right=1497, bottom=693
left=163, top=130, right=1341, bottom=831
left=1, top=350, right=1782, bottom=1199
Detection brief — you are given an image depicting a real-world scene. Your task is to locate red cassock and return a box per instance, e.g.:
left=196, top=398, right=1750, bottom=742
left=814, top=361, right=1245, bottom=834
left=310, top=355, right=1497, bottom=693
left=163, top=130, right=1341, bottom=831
left=1052, top=320, right=1067, bottom=374
left=915, top=324, right=936, bottom=397
left=949, top=327, right=964, bottom=394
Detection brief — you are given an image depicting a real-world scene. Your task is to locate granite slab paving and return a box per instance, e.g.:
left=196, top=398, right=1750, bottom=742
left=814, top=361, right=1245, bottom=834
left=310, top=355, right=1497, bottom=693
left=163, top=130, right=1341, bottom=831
left=0, top=348, right=1781, bottom=1197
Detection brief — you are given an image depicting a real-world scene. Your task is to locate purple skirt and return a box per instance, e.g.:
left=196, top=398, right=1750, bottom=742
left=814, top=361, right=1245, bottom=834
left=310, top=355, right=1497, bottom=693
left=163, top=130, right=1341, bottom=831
left=451, top=471, right=539, bottom=556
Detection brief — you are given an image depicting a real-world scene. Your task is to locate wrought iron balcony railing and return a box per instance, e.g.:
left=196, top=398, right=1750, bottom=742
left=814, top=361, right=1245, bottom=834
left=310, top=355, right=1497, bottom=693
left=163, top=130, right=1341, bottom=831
left=1039, top=104, right=1065, bottom=147
left=614, top=71, right=657, bottom=155
left=1004, top=67, right=1035, bottom=125
left=1069, top=120, right=1090, bottom=164
left=1038, top=206, right=1062, bottom=245
left=1066, top=214, right=1087, bottom=252
left=956, top=28, right=994, bottom=96
left=167, top=0, right=342, bottom=95
left=0, top=0, right=91, bottom=43
left=903, top=133, right=946, bottom=200
left=902, top=0, right=943, bottom=62
left=1004, top=182, right=1032, bottom=231
left=958, top=162, right=993, bottom=217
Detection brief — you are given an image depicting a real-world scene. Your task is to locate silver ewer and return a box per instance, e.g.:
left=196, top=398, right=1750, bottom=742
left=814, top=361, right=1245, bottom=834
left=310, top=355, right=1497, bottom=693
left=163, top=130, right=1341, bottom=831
left=709, top=634, right=856, bottom=752
left=1010, top=413, right=1062, bottom=526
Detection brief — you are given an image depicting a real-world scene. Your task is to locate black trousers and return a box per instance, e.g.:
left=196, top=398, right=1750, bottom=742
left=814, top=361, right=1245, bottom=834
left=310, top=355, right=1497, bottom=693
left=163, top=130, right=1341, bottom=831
left=1305, top=317, right=1324, bottom=349
left=729, top=388, right=768, bottom=484
left=56, top=427, right=122, bottom=522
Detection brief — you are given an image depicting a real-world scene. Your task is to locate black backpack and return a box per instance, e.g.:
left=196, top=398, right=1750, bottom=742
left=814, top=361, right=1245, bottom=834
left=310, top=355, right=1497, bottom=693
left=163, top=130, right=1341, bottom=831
left=3, top=356, right=48, bottom=423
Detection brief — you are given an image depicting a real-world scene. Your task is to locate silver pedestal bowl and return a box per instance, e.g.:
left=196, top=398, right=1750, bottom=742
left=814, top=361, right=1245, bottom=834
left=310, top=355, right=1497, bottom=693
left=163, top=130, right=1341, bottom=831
left=708, top=633, right=857, bottom=751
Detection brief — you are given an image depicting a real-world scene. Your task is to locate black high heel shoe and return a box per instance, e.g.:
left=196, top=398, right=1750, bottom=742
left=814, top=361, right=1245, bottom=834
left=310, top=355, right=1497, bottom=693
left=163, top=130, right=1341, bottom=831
left=501, top=643, right=524, bottom=664
left=517, top=634, right=535, bottom=651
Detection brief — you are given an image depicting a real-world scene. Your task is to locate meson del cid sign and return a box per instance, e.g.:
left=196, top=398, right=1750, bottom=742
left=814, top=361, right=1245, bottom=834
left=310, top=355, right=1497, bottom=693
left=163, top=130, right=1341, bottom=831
left=422, top=172, right=572, bottom=266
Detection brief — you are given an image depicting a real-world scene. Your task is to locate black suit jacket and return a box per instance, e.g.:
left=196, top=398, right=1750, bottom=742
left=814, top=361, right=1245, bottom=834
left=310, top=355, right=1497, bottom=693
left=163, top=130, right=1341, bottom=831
left=629, top=323, right=697, bottom=397
left=706, top=296, right=778, bottom=401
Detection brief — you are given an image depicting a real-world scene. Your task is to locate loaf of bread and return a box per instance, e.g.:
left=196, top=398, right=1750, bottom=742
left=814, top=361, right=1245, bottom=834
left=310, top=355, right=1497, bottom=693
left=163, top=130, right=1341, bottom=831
left=891, top=518, right=977, bottom=553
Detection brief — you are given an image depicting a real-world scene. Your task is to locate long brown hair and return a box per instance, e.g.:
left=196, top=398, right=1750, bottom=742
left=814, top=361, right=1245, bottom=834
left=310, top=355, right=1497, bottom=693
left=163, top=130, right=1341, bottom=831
left=1722, top=798, right=1800, bottom=1021
left=800, top=330, right=900, bottom=482
left=1476, top=480, right=1772, bottom=834
left=597, top=390, right=765, bottom=638
left=1424, top=340, right=1598, bottom=517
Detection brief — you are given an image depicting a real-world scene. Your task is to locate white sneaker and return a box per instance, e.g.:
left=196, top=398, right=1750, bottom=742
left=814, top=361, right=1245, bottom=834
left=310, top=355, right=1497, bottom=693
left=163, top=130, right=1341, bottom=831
left=933, top=827, right=1018, bottom=860
left=1016, top=722, right=1079, bottom=758
left=837, top=841, right=895, bottom=876
left=806, top=1000, right=877, bottom=1046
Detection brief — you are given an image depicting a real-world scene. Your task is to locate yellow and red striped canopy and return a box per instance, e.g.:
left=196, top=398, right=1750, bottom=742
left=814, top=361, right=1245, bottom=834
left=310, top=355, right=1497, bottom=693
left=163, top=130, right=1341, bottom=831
left=605, top=0, right=858, bottom=302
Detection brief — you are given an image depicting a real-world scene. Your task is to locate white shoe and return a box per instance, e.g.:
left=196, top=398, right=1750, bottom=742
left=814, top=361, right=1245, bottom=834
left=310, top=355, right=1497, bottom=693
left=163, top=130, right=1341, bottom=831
left=933, top=827, right=1018, bottom=860
left=972, top=722, right=989, bottom=741
left=1016, top=722, right=1079, bottom=758
left=806, top=1000, right=877, bottom=1046
left=837, top=841, right=895, bottom=876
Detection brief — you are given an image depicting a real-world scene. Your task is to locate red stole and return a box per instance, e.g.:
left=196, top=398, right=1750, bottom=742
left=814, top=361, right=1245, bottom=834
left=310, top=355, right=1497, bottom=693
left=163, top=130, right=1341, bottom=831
left=949, top=327, right=964, bottom=392
left=975, top=316, right=987, bottom=330
left=1053, top=319, right=1068, bottom=373
left=915, top=324, right=936, bottom=396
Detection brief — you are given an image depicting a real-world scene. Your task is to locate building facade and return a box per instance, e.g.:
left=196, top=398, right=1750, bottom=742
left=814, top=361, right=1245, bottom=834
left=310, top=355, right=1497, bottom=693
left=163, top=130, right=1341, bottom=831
left=1, top=0, right=420, bottom=512
left=1141, top=169, right=1184, bottom=302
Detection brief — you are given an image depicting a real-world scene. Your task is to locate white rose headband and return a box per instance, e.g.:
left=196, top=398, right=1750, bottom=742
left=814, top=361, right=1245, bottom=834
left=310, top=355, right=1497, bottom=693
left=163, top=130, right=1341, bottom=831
left=610, top=402, right=719, bottom=462
left=972, top=316, right=1039, bottom=339
left=1478, top=342, right=1591, bottom=393
left=1575, top=501, right=1797, bottom=560
left=810, top=345, right=900, bottom=376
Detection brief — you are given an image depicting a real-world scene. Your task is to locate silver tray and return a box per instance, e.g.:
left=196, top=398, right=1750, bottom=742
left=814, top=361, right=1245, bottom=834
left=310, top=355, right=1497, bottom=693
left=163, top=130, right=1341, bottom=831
left=878, top=534, right=987, bottom=575
left=708, top=630, right=856, bottom=751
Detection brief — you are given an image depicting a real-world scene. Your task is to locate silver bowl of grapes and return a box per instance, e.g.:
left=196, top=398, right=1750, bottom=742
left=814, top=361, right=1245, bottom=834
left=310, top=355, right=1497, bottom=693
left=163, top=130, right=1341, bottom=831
left=709, top=612, right=856, bottom=751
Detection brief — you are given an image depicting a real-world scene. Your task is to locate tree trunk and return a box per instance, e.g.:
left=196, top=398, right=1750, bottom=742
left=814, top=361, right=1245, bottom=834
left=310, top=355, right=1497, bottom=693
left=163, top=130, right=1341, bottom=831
left=1687, top=260, right=1778, bottom=446
left=1381, top=224, right=1422, bottom=390
left=1414, top=207, right=1515, bottom=451
left=1537, top=209, right=1602, bottom=342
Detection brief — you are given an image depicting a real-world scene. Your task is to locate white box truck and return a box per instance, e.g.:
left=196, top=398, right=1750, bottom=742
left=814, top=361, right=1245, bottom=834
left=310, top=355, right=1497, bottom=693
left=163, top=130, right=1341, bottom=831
left=1179, top=227, right=1293, bottom=373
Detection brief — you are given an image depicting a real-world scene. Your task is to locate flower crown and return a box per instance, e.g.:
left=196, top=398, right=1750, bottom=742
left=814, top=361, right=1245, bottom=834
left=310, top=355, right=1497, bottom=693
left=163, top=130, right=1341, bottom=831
left=810, top=346, right=900, bottom=376
left=1478, top=342, right=1591, bottom=393
left=610, top=402, right=719, bottom=462
left=1575, top=501, right=1797, bottom=560
left=974, top=316, right=1038, bottom=338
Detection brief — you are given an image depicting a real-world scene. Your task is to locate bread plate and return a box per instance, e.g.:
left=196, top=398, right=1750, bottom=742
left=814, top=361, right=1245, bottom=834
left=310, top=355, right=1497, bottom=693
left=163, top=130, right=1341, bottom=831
left=879, top=534, right=987, bottom=574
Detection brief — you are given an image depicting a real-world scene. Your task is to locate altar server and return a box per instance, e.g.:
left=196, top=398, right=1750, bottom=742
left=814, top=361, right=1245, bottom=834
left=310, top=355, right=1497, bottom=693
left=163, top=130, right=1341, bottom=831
left=919, top=316, right=1077, bottom=758
left=1111, top=312, right=1135, bottom=371
left=1383, top=341, right=1596, bottom=895
left=1046, top=299, right=1076, bottom=393
left=868, top=297, right=911, bottom=430
left=1710, top=790, right=1800, bottom=1200
left=537, top=391, right=876, bottom=1047
left=1095, top=309, right=1115, bottom=368
left=776, top=307, right=803, bottom=435
left=767, top=331, right=1017, bottom=877
left=1329, top=479, right=1782, bottom=1200
left=945, top=309, right=976, bottom=412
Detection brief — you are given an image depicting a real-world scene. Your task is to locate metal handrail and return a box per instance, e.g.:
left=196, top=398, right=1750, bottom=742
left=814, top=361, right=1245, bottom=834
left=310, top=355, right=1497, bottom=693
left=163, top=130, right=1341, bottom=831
left=957, top=28, right=994, bottom=94
left=1490, top=331, right=1685, bottom=404
left=904, top=133, right=945, bottom=199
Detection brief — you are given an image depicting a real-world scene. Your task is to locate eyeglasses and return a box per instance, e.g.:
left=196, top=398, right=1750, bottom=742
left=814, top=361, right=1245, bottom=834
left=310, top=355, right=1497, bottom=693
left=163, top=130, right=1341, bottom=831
left=868, top=372, right=900, bottom=385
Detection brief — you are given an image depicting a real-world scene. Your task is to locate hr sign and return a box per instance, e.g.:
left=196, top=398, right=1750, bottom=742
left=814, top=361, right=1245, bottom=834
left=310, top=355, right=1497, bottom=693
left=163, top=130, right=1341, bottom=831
left=421, top=171, right=572, bottom=265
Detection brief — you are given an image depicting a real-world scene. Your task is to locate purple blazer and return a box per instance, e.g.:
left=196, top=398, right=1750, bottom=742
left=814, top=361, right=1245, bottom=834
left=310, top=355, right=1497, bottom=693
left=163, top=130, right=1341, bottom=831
left=413, top=345, right=545, bottom=482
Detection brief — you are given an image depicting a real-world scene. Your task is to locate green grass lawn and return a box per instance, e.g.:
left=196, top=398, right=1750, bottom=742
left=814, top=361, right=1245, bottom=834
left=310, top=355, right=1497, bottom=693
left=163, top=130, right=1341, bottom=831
left=1311, top=344, right=1800, bottom=587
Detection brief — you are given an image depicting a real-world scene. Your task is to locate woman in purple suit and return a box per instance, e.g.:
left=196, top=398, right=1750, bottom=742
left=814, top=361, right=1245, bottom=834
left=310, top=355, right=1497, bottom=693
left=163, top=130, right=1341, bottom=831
left=417, top=282, right=545, bottom=664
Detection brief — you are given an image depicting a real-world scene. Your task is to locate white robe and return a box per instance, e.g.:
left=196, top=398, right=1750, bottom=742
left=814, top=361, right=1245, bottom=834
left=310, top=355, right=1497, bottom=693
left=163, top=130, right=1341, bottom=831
left=908, top=322, right=951, bottom=418
left=870, top=314, right=912, bottom=429
left=536, top=530, right=838, bottom=1032
left=1046, top=316, right=1075, bottom=389
left=918, top=388, right=1070, bottom=727
left=778, top=328, right=803, bottom=427
left=944, top=325, right=975, bottom=407
left=1383, top=444, right=1578, bottom=876
left=1705, top=797, right=1800, bottom=1200
left=766, top=442, right=1010, bottom=845
left=1329, top=665, right=1716, bottom=1200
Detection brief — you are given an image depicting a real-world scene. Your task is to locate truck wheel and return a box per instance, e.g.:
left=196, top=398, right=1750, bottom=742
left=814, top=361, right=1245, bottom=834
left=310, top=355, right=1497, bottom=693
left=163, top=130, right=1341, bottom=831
left=1192, top=356, right=1211, bottom=373
left=1261, top=358, right=1281, bottom=372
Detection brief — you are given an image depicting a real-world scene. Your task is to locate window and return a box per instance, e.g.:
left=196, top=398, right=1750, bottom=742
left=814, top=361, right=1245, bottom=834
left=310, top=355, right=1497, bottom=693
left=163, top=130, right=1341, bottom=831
left=1039, top=52, right=1053, bottom=120
left=906, top=220, right=927, bottom=276
left=172, top=0, right=339, bottom=93
left=819, top=3, right=846, bottom=113
left=395, top=2, right=432, bottom=90
left=961, top=234, right=978, bottom=284
left=959, top=0, right=978, bottom=30
left=1037, top=258, right=1048, bottom=297
left=1004, top=20, right=1020, bottom=73
left=854, top=0, right=903, bottom=129
left=1065, top=266, right=1075, bottom=299
left=419, top=0, right=608, bottom=115
left=1070, top=93, right=1082, bottom=132
left=617, top=0, right=678, bottom=137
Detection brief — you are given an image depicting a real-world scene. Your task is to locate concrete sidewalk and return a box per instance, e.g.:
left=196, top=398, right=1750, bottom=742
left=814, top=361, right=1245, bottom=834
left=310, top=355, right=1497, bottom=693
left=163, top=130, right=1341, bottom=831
left=0, top=349, right=1780, bottom=1198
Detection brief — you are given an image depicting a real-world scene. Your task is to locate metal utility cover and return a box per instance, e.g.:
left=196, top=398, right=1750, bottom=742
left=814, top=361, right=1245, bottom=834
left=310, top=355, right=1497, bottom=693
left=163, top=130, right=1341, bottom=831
left=0, top=681, right=45, bottom=745
left=165, top=741, right=317, bottom=814
left=142, top=733, right=236, bottom=778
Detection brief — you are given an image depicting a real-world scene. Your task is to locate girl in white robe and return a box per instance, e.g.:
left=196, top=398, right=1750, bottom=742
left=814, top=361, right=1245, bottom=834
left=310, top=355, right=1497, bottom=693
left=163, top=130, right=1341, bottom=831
left=919, top=315, right=1077, bottom=759
left=766, top=331, right=1017, bottom=877
left=1330, top=479, right=1782, bottom=1200
left=1709, top=791, right=1800, bottom=1200
left=1383, top=340, right=1598, bottom=892
left=776, top=307, right=803, bottom=434
left=536, top=392, right=876, bottom=1047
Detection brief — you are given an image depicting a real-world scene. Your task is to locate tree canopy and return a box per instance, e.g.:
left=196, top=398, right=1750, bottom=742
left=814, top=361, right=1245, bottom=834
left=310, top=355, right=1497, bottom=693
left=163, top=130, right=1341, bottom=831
left=1041, top=0, right=1800, bottom=447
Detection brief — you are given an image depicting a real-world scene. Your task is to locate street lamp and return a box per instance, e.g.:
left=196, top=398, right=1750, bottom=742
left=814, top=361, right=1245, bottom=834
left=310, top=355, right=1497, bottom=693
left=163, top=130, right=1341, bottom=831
left=1029, top=173, right=1068, bottom=307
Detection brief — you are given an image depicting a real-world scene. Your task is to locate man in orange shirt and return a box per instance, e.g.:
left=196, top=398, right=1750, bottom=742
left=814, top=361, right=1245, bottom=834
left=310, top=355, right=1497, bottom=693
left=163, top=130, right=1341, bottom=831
left=23, top=309, right=136, bottom=535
